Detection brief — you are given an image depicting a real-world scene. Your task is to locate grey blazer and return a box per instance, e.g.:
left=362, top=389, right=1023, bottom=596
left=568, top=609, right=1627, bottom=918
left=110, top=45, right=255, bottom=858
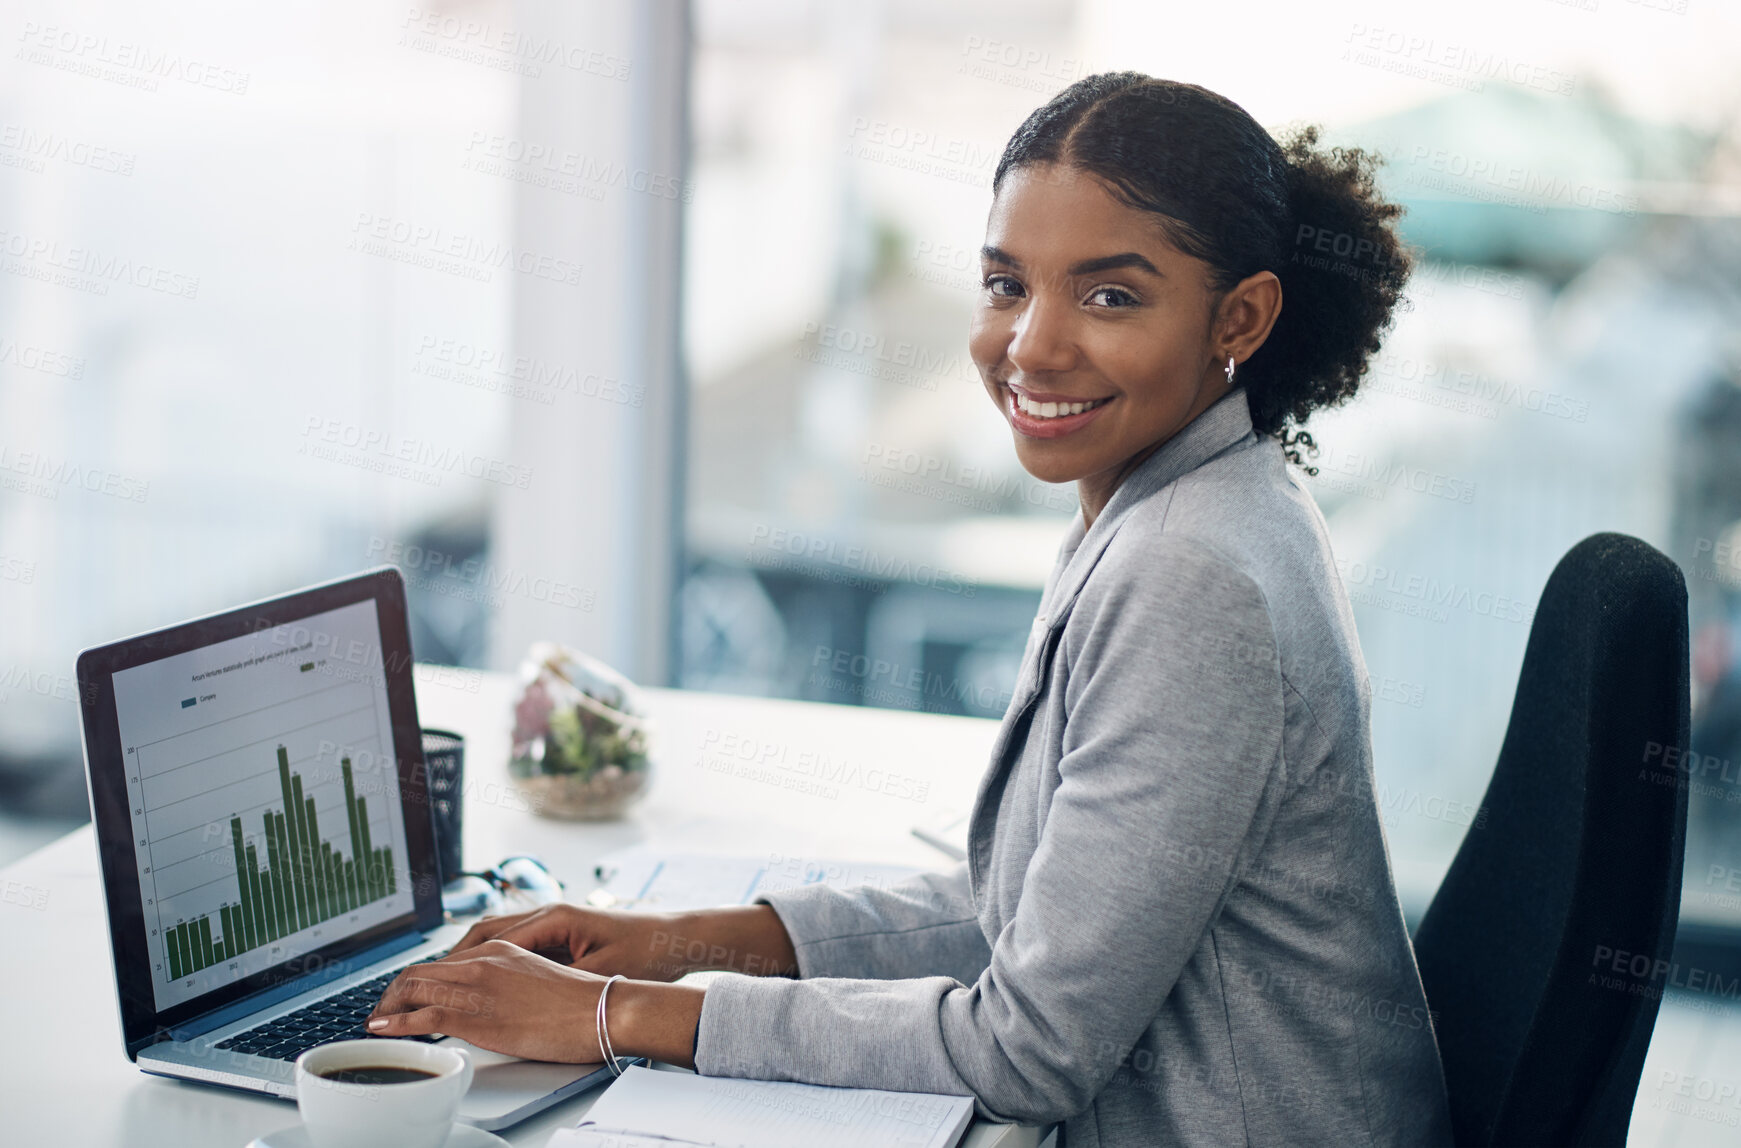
left=695, top=390, right=1455, bottom=1147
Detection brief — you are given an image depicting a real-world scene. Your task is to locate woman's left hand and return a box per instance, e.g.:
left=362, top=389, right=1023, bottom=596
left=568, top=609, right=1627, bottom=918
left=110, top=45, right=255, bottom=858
left=366, top=939, right=609, bottom=1062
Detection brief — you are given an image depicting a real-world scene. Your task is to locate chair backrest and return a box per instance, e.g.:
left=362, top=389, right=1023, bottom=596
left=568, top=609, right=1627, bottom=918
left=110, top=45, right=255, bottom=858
left=1413, top=532, right=1690, bottom=1147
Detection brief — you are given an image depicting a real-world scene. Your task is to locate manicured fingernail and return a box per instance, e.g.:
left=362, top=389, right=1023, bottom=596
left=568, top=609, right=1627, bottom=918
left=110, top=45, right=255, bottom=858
left=367, top=1018, right=387, bottom=1031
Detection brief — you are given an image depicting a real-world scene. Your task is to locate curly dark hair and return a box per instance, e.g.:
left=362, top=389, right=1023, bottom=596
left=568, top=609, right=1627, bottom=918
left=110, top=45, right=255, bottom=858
left=992, top=73, right=1412, bottom=471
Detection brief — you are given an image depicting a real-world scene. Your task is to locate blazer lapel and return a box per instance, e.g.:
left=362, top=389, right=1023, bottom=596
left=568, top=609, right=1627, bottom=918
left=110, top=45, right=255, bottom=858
left=964, top=389, right=1259, bottom=896
left=1039, top=389, right=1257, bottom=628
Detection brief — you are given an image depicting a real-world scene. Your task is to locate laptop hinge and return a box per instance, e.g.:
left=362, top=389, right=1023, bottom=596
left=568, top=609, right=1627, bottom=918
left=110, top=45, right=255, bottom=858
left=158, top=932, right=427, bottom=1043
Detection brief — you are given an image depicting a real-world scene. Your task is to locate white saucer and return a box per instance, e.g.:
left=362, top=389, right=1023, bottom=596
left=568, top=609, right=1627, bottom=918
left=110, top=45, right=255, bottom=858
left=248, top=1123, right=509, bottom=1148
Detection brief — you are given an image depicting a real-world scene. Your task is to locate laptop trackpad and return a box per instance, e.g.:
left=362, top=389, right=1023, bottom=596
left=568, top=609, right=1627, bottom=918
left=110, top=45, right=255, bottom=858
left=440, top=1037, right=606, bottom=1123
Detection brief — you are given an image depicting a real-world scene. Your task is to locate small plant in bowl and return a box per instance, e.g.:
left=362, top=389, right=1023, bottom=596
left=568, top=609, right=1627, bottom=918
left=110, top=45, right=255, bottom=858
left=508, top=642, right=651, bottom=820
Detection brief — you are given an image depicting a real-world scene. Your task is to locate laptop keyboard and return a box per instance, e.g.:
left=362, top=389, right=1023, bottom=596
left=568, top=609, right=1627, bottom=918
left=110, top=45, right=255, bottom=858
left=215, top=950, right=449, bottom=1062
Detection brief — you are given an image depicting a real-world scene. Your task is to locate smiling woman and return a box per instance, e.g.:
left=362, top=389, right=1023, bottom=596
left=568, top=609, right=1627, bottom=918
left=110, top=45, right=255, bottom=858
left=971, top=165, right=1268, bottom=523
left=972, top=73, right=1412, bottom=526
left=372, top=73, right=1449, bottom=1148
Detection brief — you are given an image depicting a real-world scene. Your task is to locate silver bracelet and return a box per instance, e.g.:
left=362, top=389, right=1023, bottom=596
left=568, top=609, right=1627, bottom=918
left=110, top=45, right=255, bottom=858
left=596, top=974, right=627, bottom=1076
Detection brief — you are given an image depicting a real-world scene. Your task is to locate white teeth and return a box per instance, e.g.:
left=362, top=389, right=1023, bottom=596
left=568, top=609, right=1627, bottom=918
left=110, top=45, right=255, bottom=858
left=1013, top=392, right=1104, bottom=419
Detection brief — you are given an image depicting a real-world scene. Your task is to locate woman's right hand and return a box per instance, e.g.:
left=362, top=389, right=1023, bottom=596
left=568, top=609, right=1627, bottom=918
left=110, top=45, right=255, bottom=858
left=440, top=903, right=798, bottom=982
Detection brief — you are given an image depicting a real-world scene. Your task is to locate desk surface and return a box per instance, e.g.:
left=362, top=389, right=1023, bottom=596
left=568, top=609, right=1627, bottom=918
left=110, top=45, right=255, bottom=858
left=0, top=667, right=1038, bottom=1147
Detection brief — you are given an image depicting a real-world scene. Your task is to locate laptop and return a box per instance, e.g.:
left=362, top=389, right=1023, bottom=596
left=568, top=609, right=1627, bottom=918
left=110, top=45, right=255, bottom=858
left=76, top=566, right=615, bottom=1129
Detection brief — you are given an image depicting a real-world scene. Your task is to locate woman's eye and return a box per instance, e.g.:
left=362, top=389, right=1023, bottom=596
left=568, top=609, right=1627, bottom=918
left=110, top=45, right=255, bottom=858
left=983, top=275, right=1024, bottom=298
left=1087, top=286, right=1138, bottom=308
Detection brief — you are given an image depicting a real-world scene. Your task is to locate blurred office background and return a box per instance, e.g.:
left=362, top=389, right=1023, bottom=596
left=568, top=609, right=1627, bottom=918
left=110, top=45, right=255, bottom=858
left=4, top=1, right=1741, bottom=1132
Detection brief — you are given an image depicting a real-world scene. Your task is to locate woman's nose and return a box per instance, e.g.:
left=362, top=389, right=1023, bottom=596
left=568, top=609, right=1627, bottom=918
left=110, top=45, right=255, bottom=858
left=1006, top=296, right=1078, bottom=375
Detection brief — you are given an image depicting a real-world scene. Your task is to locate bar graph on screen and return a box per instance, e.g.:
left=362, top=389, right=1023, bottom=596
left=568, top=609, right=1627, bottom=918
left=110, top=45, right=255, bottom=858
left=127, top=673, right=408, bottom=988
left=157, top=747, right=397, bottom=979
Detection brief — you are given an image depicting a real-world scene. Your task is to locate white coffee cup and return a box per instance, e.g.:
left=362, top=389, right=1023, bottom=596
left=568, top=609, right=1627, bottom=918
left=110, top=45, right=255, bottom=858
left=295, top=1039, right=472, bottom=1148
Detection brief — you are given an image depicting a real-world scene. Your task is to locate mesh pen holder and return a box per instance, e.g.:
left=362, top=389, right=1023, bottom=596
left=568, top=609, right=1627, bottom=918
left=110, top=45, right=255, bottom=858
left=420, top=728, right=465, bottom=887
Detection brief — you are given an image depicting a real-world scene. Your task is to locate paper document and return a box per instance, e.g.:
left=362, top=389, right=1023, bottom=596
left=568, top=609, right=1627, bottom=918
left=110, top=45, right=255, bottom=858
left=547, top=1066, right=975, bottom=1148
left=587, top=845, right=924, bottom=913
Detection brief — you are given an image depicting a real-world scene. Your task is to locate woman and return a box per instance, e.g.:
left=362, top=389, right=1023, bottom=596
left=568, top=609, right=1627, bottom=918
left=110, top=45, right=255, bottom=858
left=371, top=73, right=1454, bottom=1146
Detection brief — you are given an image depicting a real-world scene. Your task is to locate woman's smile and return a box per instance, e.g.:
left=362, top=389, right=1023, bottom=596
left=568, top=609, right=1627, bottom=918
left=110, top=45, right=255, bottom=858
left=1002, top=382, right=1117, bottom=439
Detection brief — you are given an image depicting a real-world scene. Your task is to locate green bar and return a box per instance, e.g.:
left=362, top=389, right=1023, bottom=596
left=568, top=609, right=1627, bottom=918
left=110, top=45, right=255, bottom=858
left=269, top=812, right=291, bottom=937
left=383, top=847, right=395, bottom=895
left=179, top=923, right=195, bottom=976
left=230, top=818, right=255, bottom=953
left=263, top=813, right=283, bottom=939
left=280, top=750, right=306, bottom=931
left=239, top=833, right=256, bottom=952
left=356, top=796, right=374, bottom=901
left=247, top=845, right=267, bottom=943
left=357, top=792, right=373, bottom=859
left=345, top=858, right=358, bottom=910
left=263, top=872, right=280, bottom=942
left=247, top=847, right=266, bottom=946
left=280, top=812, right=297, bottom=933
left=282, top=749, right=309, bottom=931
left=275, top=809, right=297, bottom=933
left=219, top=905, right=233, bottom=960
left=318, top=817, right=331, bottom=918
left=166, top=925, right=184, bottom=979
left=197, top=916, right=215, bottom=971
left=299, top=788, right=317, bottom=925
left=243, top=853, right=259, bottom=954
left=305, top=796, right=327, bottom=922
left=292, top=776, right=314, bottom=928
left=342, top=759, right=361, bottom=863
left=321, top=844, right=338, bottom=916
left=342, top=758, right=362, bottom=909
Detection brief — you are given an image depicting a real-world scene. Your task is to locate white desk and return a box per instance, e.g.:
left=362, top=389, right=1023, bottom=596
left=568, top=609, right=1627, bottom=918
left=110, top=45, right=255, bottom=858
left=0, top=668, right=1041, bottom=1147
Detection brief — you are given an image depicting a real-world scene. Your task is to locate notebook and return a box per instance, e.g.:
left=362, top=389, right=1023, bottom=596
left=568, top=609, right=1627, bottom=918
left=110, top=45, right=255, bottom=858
left=548, top=1066, right=975, bottom=1148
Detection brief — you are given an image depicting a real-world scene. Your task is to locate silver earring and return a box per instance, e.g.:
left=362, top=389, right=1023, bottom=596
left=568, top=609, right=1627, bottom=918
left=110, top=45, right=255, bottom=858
left=1224, top=355, right=1236, bottom=385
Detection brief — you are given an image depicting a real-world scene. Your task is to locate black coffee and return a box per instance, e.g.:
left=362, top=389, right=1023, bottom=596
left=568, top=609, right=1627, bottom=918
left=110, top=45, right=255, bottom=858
left=314, top=1065, right=439, bottom=1085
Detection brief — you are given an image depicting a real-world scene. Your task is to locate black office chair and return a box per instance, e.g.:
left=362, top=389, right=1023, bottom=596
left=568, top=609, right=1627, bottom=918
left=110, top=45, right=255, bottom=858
left=1413, top=533, right=1690, bottom=1147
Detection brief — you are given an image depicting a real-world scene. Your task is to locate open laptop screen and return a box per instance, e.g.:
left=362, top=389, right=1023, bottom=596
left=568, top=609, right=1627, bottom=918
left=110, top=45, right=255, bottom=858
left=78, top=567, right=442, bottom=1055
left=113, top=596, right=418, bottom=1013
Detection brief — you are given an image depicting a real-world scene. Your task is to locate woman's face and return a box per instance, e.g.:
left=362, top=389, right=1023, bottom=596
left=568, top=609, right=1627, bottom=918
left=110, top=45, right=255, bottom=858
left=969, top=163, right=1231, bottom=493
